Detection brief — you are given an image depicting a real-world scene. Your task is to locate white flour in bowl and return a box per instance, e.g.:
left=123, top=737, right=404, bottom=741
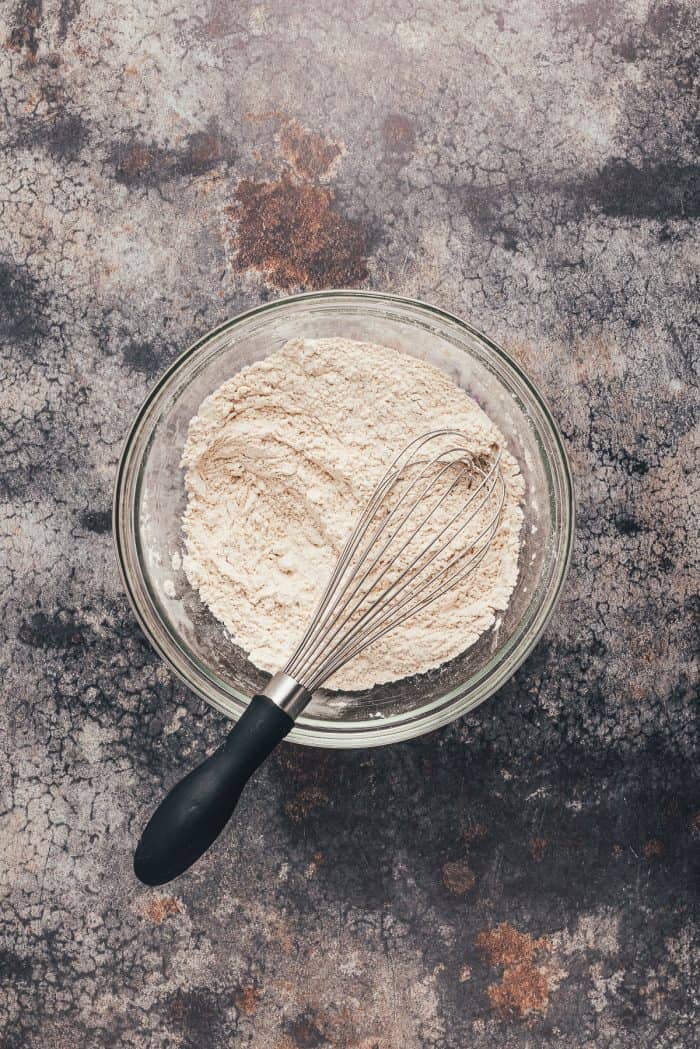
left=181, top=337, right=524, bottom=691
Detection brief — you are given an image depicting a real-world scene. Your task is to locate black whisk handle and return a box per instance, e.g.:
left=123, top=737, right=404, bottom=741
left=133, top=695, right=293, bottom=885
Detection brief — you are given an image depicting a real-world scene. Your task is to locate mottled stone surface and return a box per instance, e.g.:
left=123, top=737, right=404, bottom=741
left=1, top=0, right=698, bottom=1045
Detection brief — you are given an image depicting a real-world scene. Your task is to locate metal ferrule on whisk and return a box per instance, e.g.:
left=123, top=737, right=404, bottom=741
left=262, top=671, right=311, bottom=718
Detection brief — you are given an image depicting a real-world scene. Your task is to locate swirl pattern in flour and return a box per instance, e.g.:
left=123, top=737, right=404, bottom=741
left=181, top=338, right=524, bottom=691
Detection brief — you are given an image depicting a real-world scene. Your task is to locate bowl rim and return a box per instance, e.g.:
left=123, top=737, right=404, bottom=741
left=113, top=289, right=575, bottom=748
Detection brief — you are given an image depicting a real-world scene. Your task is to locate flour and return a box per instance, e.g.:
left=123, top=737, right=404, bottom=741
left=181, top=338, right=524, bottom=691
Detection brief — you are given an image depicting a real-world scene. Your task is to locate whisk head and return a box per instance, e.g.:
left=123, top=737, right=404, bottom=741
left=284, top=429, right=506, bottom=692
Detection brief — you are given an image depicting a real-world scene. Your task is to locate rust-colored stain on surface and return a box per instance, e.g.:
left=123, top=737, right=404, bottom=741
left=117, top=144, right=152, bottom=180
left=279, top=119, right=342, bottom=181
left=226, top=176, right=369, bottom=290
left=280, top=1004, right=385, bottom=1049
left=382, top=114, right=416, bottom=156
left=186, top=131, right=224, bottom=169
left=476, top=923, right=552, bottom=1019
left=284, top=785, right=329, bottom=822
left=6, top=0, right=41, bottom=59
left=242, top=109, right=286, bottom=122
left=530, top=836, right=548, bottom=862
left=276, top=742, right=334, bottom=784
left=463, top=821, right=487, bottom=844
left=442, top=860, right=476, bottom=895
left=643, top=838, right=665, bottom=859
left=234, top=984, right=262, bottom=1016
left=140, top=895, right=182, bottom=924
left=276, top=745, right=332, bottom=821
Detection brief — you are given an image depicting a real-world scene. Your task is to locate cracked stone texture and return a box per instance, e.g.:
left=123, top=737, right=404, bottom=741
left=1, top=0, right=698, bottom=1045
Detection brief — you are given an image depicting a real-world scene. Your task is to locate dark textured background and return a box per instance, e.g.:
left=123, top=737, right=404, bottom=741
left=1, top=1, right=698, bottom=1045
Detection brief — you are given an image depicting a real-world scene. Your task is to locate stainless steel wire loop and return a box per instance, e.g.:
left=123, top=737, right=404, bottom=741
left=283, top=430, right=506, bottom=692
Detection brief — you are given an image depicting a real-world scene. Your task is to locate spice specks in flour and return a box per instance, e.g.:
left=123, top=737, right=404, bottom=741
left=181, top=338, right=524, bottom=692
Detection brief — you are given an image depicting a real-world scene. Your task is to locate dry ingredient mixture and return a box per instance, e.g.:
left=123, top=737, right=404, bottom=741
left=182, top=338, right=524, bottom=691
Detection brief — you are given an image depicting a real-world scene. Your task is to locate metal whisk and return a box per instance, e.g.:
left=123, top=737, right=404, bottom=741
left=134, top=430, right=506, bottom=885
left=284, top=429, right=504, bottom=692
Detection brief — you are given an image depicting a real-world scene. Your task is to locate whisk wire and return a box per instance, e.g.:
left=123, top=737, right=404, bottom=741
left=284, top=430, right=507, bottom=691
left=291, top=453, right=474, bottom=681
left=314, top=533, right=498, bottom=685
left=304, top=460, right=505, bottom=687
left=286, top=444, right=469, bottom=681
left=299, top=460, right=498, bottom=686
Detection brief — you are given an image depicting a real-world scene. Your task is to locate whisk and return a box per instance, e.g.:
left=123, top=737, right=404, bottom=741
left=135, top=430, right=506, bottom=884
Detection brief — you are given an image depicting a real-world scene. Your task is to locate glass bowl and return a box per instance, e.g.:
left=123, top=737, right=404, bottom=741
left=113, top=291, right=574, bottom=747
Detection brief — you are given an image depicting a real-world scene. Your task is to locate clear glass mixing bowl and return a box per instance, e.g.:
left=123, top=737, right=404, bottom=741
left=113, top=291, right=574, bottom=747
